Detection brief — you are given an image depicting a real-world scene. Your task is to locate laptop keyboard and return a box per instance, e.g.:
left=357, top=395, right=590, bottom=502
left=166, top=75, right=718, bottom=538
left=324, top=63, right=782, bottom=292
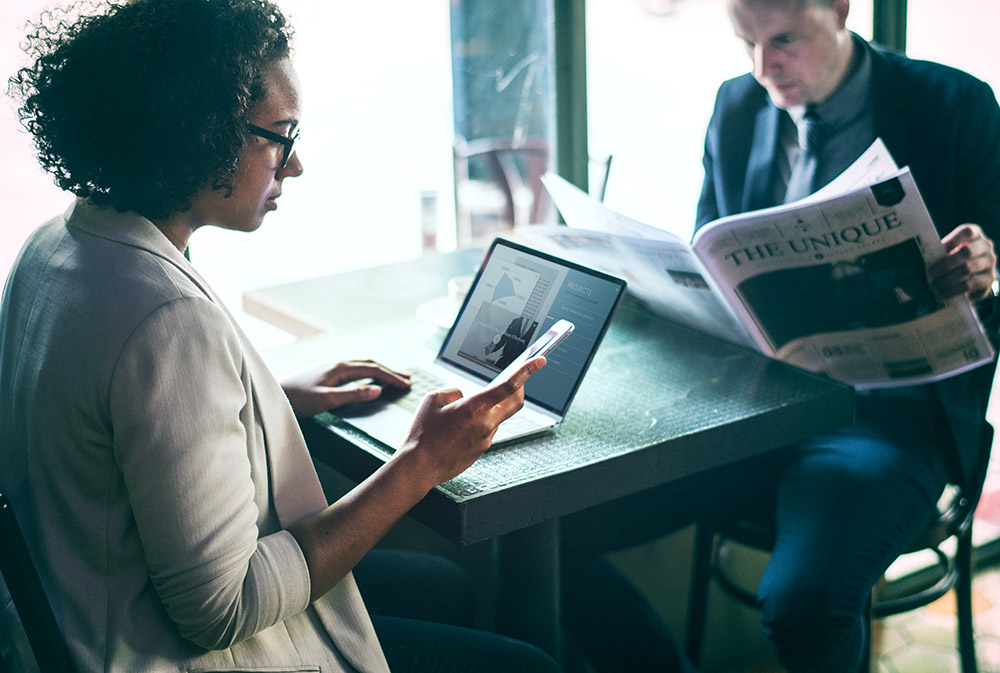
left=385, top=367, right=446, bottom=413
left=385, top=367, right=542, bottom=442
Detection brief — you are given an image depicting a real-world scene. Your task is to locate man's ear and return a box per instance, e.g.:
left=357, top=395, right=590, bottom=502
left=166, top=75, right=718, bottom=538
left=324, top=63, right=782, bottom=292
left=834, top=0, right=851, bottom=29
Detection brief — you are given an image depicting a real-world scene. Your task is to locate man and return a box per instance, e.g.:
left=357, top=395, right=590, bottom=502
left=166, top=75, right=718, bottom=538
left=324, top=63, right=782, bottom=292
left=698, top=0, right=1000, bottom=670
left=561, top=1, right=1000, bottom=672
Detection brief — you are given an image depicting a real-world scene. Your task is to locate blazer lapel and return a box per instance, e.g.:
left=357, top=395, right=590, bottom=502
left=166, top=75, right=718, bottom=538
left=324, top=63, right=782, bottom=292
left=66, top=200, right=191, bottom=270
left=239, top=342, right=330, bottom=524
left=743, top=103, right=783, bottom=212
left=237, top=343, right=390, bottom=671
left=232, top=308, right=389, bottom=673
left=199, top=301, right=390, bottom=673
left=870, top=53, right=913, bottom=169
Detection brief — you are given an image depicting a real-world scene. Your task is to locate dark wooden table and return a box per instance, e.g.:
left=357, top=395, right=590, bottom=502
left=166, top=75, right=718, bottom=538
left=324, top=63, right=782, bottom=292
left=248, top=247, right=856, bottom=661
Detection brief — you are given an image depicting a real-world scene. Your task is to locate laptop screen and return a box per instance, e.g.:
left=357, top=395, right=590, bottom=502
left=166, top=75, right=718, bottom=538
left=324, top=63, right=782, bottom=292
left=438, top=238, right=627, bottom=415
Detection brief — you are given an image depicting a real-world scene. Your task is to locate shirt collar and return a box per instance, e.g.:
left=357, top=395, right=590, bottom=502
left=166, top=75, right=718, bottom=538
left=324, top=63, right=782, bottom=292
left=791, top=32, right=872, bottom=130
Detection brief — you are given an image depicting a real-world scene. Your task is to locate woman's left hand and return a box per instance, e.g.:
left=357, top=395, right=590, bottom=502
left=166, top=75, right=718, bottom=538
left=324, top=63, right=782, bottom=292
left=281, top=360, right=411, bottom=417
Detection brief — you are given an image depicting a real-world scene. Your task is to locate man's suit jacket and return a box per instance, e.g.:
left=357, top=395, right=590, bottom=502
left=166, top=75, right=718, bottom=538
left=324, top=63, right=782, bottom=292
left=0, top=201, right=389, bottom=672
left=695, top=38, right=1000, bottom=494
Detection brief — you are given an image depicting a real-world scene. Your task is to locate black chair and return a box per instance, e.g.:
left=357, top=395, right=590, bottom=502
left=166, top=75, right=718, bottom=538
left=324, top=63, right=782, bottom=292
left=685, top=431, right=991, bottom=673
left=453, top=136, right=552, bottom=247
left=453, top=137, right=614, bottom=248
left=588, top=153, right=614, bottom=203
left=0, top=493, right=75, bottom=673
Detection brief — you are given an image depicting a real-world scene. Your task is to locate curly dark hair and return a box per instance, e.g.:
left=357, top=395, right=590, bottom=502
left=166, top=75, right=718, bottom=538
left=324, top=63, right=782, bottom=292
left=8, top=0, right=293, bottom=219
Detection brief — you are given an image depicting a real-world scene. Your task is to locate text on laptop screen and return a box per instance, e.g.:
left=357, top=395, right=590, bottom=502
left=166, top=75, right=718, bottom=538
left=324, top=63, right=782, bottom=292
left=438, top=239, right=626, bottom=414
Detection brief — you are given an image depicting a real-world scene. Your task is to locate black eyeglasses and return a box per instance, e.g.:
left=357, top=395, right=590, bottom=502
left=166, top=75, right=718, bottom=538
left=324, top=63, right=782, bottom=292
left=246, top=123, right=300, bottom=169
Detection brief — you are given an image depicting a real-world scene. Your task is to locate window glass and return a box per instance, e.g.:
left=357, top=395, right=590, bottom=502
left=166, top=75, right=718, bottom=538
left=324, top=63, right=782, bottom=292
left=905, top=0, right=1000, bottom=90
left=1, top=2, right=455, bottom=347
left=190, top=1, right=455, bottom=345
left=1, top=2, right=73, bottom=284
left=586, top=0, right=873, bottom=242
left=451, top=0, right=557, bottom=247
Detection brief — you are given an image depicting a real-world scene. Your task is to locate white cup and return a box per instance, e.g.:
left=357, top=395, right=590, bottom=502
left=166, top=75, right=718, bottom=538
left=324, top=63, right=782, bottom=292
left=447, top=274, right=474, bottom=308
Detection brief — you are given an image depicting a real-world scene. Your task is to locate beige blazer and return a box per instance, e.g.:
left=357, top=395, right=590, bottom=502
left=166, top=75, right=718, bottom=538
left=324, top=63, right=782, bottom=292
left=0, top=201, right=389, bottom=673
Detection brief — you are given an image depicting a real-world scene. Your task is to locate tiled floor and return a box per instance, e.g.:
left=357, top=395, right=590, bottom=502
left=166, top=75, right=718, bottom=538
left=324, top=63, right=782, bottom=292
left=872, top=579, right=1000, bottom=673
left=721, top=461, right=1000, bottom=673
left=724, top=565, right=1000, bottom=673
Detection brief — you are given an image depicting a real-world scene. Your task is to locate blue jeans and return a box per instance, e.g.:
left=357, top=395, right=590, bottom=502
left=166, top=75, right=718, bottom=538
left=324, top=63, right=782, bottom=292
left=560, top=386, right=951, bottom=673
left=757, top=388, right=950, bottom=672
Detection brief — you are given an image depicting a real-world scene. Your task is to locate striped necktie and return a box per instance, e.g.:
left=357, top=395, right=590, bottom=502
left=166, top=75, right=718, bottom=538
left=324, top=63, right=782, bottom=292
left=784, top=105, right=823, bottom=203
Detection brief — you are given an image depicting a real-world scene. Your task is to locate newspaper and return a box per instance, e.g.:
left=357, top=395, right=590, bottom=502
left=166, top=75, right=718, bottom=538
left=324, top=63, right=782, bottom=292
left=518, top=140, right=994, bottom=388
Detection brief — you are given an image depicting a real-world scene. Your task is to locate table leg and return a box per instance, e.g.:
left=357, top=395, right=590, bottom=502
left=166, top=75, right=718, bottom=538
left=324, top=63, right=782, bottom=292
left=492, top=518, right=562, bottom=662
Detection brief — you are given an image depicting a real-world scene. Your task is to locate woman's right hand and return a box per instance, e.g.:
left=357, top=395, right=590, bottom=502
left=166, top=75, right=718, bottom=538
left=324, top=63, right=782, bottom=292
left=289, top=356, right=546, bottom=601
left=394, top=357, right=546, bottom=489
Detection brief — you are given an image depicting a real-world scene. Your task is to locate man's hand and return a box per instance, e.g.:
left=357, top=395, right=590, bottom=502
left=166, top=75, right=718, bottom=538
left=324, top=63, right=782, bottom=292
left=928, top=223, right=998, bottom=302
left=281, top=360, right=411, bottom=417
left=393, top=357, right=546, bottom=490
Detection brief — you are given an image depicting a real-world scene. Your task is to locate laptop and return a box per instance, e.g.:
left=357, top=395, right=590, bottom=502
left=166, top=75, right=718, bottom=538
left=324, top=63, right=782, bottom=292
left=337, top=237, right=628, bottom=448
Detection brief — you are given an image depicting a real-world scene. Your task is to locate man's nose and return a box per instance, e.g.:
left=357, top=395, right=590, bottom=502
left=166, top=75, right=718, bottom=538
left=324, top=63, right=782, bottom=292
left=753, top=44, right=780, bottom=79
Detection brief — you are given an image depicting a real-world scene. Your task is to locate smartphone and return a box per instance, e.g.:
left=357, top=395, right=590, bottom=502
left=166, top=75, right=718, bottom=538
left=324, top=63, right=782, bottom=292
left=491, top=319, right=575, bottom=386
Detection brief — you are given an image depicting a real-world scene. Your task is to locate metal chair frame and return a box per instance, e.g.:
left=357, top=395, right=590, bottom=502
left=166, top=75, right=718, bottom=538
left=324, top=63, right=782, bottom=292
left=686, top=473, right=982, bottom=673
left=0, top=493, right=75, bottom=673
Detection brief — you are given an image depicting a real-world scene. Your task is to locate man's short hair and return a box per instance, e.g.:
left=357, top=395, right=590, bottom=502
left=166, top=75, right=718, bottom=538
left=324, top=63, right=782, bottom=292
left=735, top=0, right=837, bottom=8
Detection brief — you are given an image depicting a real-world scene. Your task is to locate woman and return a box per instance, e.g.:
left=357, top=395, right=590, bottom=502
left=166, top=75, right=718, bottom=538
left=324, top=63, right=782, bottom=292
left=0, top=1, right=557, bottom=672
